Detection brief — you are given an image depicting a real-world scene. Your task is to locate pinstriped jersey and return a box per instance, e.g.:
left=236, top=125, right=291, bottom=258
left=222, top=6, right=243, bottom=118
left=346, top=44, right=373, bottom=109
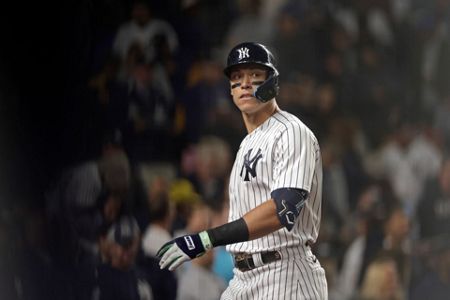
left=226, top=110, right=323, bottom=255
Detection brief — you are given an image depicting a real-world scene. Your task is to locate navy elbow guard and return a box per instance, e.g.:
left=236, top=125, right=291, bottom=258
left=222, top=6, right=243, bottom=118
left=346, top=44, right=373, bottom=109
left=271, top=188, right=309, bottom=231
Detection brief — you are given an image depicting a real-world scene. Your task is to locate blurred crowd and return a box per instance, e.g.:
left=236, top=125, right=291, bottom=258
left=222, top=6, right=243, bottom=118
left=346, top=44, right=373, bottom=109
left=2, top=0, right=450, bottom=299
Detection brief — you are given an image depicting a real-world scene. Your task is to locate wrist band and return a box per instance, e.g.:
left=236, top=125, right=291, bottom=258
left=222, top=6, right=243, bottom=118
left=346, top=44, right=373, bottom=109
left=199, top=231, right=213, bottom=250
left=207, top=217, right=249, bottom=247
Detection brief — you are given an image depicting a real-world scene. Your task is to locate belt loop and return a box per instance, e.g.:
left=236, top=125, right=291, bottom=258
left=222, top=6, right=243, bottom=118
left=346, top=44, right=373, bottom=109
left=245, top=257, right=252, bottom=270
left=252, top=253, right=264, bottom=268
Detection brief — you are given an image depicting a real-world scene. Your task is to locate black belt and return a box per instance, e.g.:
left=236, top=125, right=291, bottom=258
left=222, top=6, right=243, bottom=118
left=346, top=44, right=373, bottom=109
left=234, top=251, right=282, bottom=272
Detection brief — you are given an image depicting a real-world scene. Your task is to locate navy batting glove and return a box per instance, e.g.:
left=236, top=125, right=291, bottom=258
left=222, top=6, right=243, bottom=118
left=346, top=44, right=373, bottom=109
left=157, top=231, right=212, bottom=271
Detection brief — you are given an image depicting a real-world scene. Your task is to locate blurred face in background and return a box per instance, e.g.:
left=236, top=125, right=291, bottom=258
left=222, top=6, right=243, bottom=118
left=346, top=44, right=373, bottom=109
left=439, top=159, right=450, bottom=194
left=186, top=204, right=211, bottom=233
left=360, top=257, right=403, bottom=300
left=110, top=237, right=140, bottom=271
left=103, top=194, right=122, bottom=223
left=385, top=208, right=410, bottom=242
left=132, top=3, right=150, bottom=26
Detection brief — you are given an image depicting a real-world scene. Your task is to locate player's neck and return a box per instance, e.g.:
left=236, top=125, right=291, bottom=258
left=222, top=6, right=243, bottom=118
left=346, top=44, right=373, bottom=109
left=242, top=101, right=279, bottom=133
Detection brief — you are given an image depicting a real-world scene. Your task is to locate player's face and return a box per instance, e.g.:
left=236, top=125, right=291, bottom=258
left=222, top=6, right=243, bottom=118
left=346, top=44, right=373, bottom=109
left=229, top=64, right=270, bottom=114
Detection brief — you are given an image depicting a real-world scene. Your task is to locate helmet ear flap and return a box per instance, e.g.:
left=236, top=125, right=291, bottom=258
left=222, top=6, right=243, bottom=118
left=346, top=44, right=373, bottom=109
left=254, top=71, right=279, bottom=102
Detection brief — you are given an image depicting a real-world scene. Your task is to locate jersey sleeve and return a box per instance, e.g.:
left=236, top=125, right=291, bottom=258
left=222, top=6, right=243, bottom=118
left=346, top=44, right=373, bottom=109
left=272, top=124, right=317, bottom=193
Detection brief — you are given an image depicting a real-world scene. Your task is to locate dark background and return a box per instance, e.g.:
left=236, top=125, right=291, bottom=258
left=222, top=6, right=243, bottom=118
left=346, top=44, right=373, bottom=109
left=1, top=0, right=116, bottom=208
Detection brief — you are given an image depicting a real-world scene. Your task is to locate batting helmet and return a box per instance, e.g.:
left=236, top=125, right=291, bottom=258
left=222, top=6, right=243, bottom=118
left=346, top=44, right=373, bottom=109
left=224, top=42, right=279, bottom=102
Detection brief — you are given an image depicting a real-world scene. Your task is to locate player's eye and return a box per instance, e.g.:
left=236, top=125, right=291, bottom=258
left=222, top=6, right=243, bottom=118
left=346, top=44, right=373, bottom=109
left=230, top=73, right=241, bottom=81
left=252, top=71, right=264, bottom=78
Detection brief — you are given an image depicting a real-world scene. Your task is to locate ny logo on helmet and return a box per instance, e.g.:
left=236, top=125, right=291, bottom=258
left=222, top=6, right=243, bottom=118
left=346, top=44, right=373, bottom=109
left=237, top=47, right=250, bottom=60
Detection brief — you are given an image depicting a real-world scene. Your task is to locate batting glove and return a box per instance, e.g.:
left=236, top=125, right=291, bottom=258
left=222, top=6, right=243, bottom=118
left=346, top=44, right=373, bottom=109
left=157, top=231, right=213, bottom=271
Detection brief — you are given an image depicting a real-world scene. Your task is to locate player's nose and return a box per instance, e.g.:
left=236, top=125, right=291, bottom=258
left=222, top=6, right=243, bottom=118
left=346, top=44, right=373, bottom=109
left=241, top=74, right=252, bottom=89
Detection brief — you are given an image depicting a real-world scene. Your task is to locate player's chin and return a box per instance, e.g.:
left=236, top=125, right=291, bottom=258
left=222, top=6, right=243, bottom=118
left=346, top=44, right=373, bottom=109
left=237, top=101, right=261, bottom=113
left=237, top=96, right=259, bottom=107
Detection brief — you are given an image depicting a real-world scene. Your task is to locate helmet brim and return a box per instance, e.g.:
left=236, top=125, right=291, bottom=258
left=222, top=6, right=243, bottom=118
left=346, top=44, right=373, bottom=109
left=223, top=61, right=276, bottom=78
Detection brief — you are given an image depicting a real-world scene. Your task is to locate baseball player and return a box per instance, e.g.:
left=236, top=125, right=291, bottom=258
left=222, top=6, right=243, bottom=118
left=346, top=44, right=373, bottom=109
left=158, top=42, right=328, bottom=299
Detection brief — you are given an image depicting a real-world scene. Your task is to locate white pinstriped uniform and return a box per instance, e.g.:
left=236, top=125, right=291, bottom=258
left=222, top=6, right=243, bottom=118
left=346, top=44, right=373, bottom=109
left=221, top=110, right=328, bottom=299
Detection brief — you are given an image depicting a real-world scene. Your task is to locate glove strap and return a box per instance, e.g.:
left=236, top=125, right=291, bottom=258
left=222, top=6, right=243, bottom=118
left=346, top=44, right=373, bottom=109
left=199, top=231, right=213, bottom=250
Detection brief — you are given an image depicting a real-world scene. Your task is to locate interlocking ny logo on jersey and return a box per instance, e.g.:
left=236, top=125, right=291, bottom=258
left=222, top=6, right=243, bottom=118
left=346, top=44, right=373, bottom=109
left=237, top=47, right=250, bottom=60
left=240, top=148, right=263, bottom=181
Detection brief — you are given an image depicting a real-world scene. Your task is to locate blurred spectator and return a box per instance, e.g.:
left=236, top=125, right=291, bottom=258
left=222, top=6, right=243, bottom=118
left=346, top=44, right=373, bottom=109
left=223, top=0, right=273, bottom=49
left=190, top=136, right=232, bottom=211
left=381, top=203, right=412, bottom=285
left=417, top=157, right=450, bottom=239
left=367, top=116, right=442, bottom=215
left=138, top=177, right=178, bottom=300
left=45, top=141, right=131, bottom=300
left=177, top=136, right=231, bottom=213
left=277, top=73, right=317, bottom=132
left=94, top=215, right=153, bottom=300
left=331, top=182, right=384, bottom=300
left=169, top=178, right=201, bottom=232
left=12, top=206, right=68, bottom=300
left=171, top=0, right=211, bottom=95
left=409, top=10, right=450, bottom=114
left=332, top=0, right=397, bottom=49
left=123, top=60, right=175, bottom=162
left=176, top=248, right=226, bottom=300
left=321, top=137, right=351, bottom=244
left=410, top=235, right=450, bottom=300
left=87, top=56, right=130, bottom=139
left=113, top=0, right=178, bottom=128
left=112, top=1, right=178, bottom=69
left=353, top=42, right=402, bottom=148
left=313, top=83, right=340, bottom=138
left=182, top=58, right=242, bottom=146
left=141, top=181, right=174, bottom=257
left=173, top=201, right=211, bottom=238
left=433, top=93, right=450, bottom=150
left=271, top=1, right=320, bottom=79
left=358, top=254, right=405, bottom=300
left=46, top=142, right=130, bottom=261
left=320, top=23, right=359, bottom=113
left=318, top=118, right=370, bottom=257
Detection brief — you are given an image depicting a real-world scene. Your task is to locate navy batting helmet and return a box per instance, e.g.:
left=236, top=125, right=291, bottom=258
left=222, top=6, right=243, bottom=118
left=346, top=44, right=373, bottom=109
left=224, top=42, right=279, bottom=102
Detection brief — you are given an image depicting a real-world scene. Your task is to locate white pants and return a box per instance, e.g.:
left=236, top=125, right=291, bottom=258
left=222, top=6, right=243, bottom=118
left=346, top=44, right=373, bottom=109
left=220, top=252, right=328, bottom=300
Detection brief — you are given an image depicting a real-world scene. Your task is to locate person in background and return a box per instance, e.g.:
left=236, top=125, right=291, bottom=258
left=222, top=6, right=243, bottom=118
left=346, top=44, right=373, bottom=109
left=94, top=215, right=153, bottom=300
left=176, top=247, right=226, bottom=300
left=410, top=235, right=450, bottom=300
left=45, top=139, right=131, bottom=300
left=112, top=1, right=178, bottom=71
left=139, top=179, right=178, bottom=300
left=358, top=254, right=405, bottom=300
left=417, top=157, right=450, bottom=240
left=141, top=181, right=175, bottom=257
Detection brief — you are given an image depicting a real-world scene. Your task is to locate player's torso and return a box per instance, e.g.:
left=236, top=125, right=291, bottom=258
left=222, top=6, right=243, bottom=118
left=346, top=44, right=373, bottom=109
left=229, top=130, right=273, bottom=213
left=227, top=111, right=322, bottom=255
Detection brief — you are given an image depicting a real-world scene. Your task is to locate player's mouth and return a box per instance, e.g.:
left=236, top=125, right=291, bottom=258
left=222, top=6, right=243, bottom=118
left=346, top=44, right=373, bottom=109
left=240, top=93, right=254, bottom=100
